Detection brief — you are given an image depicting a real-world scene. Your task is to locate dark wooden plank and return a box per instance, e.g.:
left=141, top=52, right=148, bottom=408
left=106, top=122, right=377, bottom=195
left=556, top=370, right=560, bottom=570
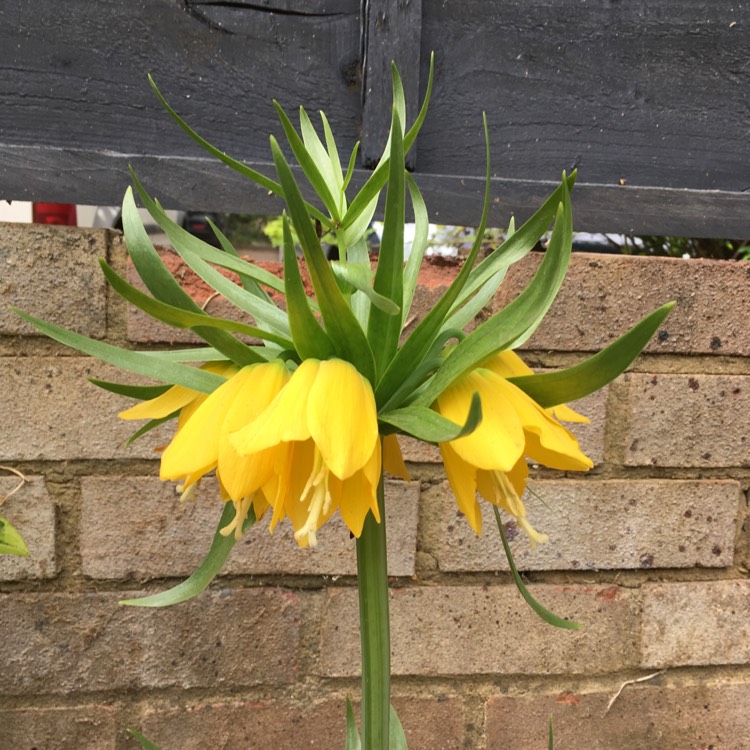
left=3, top=146, right=749, bottom=238
left=361, top=0, right=422, bottom=168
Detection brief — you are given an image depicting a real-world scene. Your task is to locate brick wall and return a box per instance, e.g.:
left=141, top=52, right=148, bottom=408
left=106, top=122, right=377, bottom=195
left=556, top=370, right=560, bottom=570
left=1, top=224, right=749, bottom=750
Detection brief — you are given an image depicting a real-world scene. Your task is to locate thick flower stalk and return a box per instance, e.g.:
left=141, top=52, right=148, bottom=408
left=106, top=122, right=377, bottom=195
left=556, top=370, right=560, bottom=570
left=16, top=60, right=674, bottom=750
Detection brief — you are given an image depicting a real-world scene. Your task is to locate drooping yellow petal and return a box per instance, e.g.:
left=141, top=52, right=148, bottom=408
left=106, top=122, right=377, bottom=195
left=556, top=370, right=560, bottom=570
left=231, top=359, right=320, bottom=456
left=307, top=359, right=378, bottom=480
left=383, top=434, right=410, bottom=480
left=437, top=369, right=525, bottom=473
left=333, top=440, right=382, bottom=537
left=439, top=442, right=482, bottom=534
left=482, top=349, right=534, bottom=378
left=550, top=403, right=590, bottom=424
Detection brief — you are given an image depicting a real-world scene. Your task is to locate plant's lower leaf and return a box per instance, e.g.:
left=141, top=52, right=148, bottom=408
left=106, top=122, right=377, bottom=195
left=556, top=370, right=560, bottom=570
left=389, top=705, right=408, bottom=750
left=127, top=729, right=163, bottom=750
left=125, top=413, right=177, bottom=447
left=379, top=391, right=482, bottom=443
left=13, top=309, right=227, bottom=394
left=88, top=379, right=171, bottom=400
left=549, top=718, right=554, bottom=750
left=120, top=502, right=254, bottom=607
left=493, top=506, right=581, bottom=629
left=345, top=698, right=362, bottom=750
left=0, top=516, right=29, bottom=557
left=508, top=302, right=675, bottom=407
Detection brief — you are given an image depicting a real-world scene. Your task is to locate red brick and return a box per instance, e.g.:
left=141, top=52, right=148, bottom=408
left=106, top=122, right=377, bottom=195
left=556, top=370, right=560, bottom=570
left=0, top=589, right=299, bottom=695
left=641, top=580, right=750, bottom=668
left=320, top=584, right=640, bottom=677
left=0, top=475, right=58, bottom=580
left=139, top=696, right=464, bottom=750
left=495, top=252, right=750, bottom=356
left=81, top=476, right=419, bottom=578
left=0, top=224, right=108, bottom=338
left=0, top=358, right=173, bottom=460
left=485, top=681, right=750, bottom=750
left=622, top=373, right=750, bottom=467
left=427, top=479, right=739, bottom=572
left=0, top=705, right=116, bottom=750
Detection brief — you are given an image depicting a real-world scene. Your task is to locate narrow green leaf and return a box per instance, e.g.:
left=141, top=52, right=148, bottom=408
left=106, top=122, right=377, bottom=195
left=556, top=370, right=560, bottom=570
left=345, top=698, right=362, bottom=750
left=13, top=309, right=228, bottom=393
left=402, top=173, right=430, bottom=327
left=321, top=110, right=345, bottom=196
left=509, top=302, right=675, bottom=407
left=548, top=718, right=554, bottom=750
left=88, top=379, right=171, bottom=400
left=274, top=101, right=341, bottom=221
left=493, top=506, right=581, bottom=629
left=121, top=503, right=254, bottom=607
left=442, top=268, right=505, bottom=333
left=148, top=74, right=332, bottom=229
left=282, top=214, right=336, bottom=360
left=125, top=413, right=177, bottom=447
left=270, top=136, right=375, bottom=382
left=368, top=107, right=405, bottom=378
left=100, top=259, right=290, bottom=350
left=379, top=391, right=482, bottom=443
left=300, top=107, right=343, bottom=212
left=0, top=516, right=29, bottom=557
left=135, top=347, right=227, bottom=362
left=332, top=263, right=400, bottom=315
left=127, top=729, right=163, bottom=750
left=343, top=141, right=360, bottom=191
left=389, top=705, right=408, bottom=750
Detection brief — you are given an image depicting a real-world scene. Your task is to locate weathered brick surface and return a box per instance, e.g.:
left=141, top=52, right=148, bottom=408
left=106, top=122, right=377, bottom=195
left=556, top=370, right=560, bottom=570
left=0, top=223, right=108, bottom=337
left=0, top=706, right=116, bottom=750
left=623, top=373, right=750, bottom=467
left=139, top=697, right=464, bottom=750
left=320, top=584, right=640, bottom=676
left=642, top=580, right=750, bottom=668
left=0, top=358, right=172, bottom=460
left=0, top=475, right=58, bottom=580
left=81, top=476, right=419, bottom=578
left=427, top=479, right=739, bottom=572
left=0, top=589, right=300, bottom=695
left=495, top=252, right=750, bottom=355
left=485, top=681, right=750, bottom=750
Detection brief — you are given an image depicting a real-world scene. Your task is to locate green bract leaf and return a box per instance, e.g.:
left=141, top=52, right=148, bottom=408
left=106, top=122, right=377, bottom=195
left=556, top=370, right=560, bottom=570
left=379, top=391, right=482, bottom=443
left=127, top=729, right=162, bottom=750
left=493, top=506, right=581, bottom=630
left=99, top=260, right=291, bottom=351
left=121, top=503, right=253, bottom=607
left=125, top=413, right=177, bottom=447
left=331, top=263, right=400, bottom=315
left=270, top=135, right=376, bottom=382
left=0, top=516, right=29, bottom=557
left=402, top=173, right=430, bottom=328
left=88, top=379, right=171, bottom=400
left=509, top=302, right=675, bottom=407
left=368, top=106, right=405, bottom=378
left=13, top=309, right=227, bottom=394
left=134, top=347, right=228, bottom=362
left=282, top=214, right=336, bottom=360
left=389, top=705, right=408, bottom=750
left=345, top=698, right=362, bottom=750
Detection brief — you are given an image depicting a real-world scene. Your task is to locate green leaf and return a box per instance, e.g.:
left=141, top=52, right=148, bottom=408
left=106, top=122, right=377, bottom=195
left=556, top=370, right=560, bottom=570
left=508, top=302, right=676, bottom=407
left=270, top=135, right=375, bottom=382
left=274, top=101, right=341, bottom=221
left=121, top=502, right=253, bottom=607
left=332, top=262, right=400, bottom=315
left=379, top=391, right=482, bottom=443
left=0, top=516, right=29, bottom=557
left=345, top=698, right=362, bottom=750
left=282, top=214, right=336, bottom=360
left=134, top=347, right=228, bottom=362
left=389, top=705, right=408, bottom=750
left=368, top=106, right=405, bottom=378
left=99, top=260, right=290, bottom=350
left=127, top=729, right=163, bottom=750
left=493, top=506, right=581, bottom=629
left=12, top=308, right=227, bottom=394
left=402, top=173, right=430, bottom=328
left=125, top=413, right=177, bottom=447
left=300, top=107, right=344, bottom=213
left=343, top=141, right=360, bottom=191
left=549, top=718, right=554, bottom=750
left=88, top=379, right=171, bottom=400
left=123, top=186, right=259, bottom=366
left=147, top=74, right=332, bottom=229
left=416, top=178, right=572, bottom=406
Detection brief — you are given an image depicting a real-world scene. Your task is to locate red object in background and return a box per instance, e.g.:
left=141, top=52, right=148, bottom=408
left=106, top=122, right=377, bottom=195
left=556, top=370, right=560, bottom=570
left=32, top=203, right=77, bottom=226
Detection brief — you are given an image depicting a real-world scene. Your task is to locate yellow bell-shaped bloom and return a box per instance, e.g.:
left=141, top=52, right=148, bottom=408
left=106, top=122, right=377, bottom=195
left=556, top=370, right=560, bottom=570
left=435, top=351, right=593, bottom=540
left=231, top=358, right=380, bottom=547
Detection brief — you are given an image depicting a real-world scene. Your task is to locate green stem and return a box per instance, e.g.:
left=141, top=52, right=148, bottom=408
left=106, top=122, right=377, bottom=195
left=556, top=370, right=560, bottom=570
left=356, top=466, right=390, bottom=749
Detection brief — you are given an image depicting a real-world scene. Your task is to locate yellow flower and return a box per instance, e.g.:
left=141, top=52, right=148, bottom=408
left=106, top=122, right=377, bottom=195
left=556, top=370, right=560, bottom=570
left=231, top=358, right=380, bottom=547
left=435, top=351, right=593, bottom=542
